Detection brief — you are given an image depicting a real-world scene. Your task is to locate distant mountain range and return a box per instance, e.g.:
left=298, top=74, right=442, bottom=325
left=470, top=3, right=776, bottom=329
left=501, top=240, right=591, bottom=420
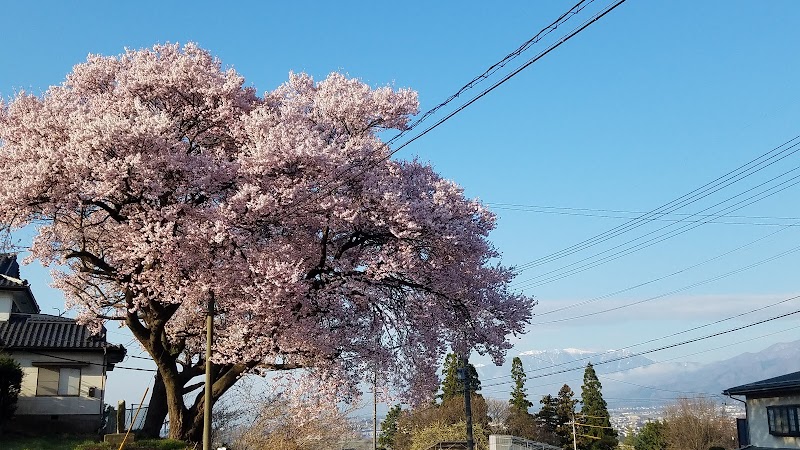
left=476, top=339, right=800, bottom=409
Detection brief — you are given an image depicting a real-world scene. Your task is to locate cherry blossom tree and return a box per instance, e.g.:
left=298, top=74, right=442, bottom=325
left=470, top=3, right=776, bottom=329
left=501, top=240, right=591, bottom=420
left=0, top=43, right=534, bottom=443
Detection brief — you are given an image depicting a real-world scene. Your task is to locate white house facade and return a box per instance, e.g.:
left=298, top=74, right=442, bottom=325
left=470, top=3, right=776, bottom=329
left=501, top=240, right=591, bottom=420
left=0, top=254, right=125, bottom=433
left=724, top=371, right=800, bottom=450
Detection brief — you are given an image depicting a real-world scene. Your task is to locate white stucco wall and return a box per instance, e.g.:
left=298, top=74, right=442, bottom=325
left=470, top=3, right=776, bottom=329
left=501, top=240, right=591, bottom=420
left=0, top=291, right=13, bottom=320
left=747, top=393, right=800, bottom=449
left=11, top=350, right=106, bottom=417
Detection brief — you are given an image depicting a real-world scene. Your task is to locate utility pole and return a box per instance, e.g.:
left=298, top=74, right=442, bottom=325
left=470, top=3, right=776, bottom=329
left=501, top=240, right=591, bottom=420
left=571, top=413, right=578, bottom=450
left=373, top=371, right=378, bottom=450
left=203, top=294, right=214, bottom=450
left=458, top=353, right=475, bottom=450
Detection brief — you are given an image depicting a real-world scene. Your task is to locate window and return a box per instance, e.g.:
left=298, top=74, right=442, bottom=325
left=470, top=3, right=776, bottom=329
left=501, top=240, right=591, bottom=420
left=36, top=367, right=81, bottom=396
left=767, top=405, right=800, bottom=437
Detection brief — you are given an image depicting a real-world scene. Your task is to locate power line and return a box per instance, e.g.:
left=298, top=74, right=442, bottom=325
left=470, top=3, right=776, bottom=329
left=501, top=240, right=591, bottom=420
left=386, top=0, right=598, bottom=145
left=529, top=245, right=800, bottom=325
left=525, top=295, right=800, bottom=372
left=513, top=308, right=800, bottom=386
left=283, top=0, right=629, bottom=220
left=477, top=297, right=800, bottom=386
left=25, top=350, right=157, bottom=372
left=513, top=158, right=800, bottom=289
left=478, top=323, right=800, bottom=396
left=388, top=0, right=628, bottom=155
left=514, top=134, right=800, bottom=273
left=533, top=222, right=797, bottom=316
left=514, top=156, right=800, bottom=287
left=488, top=202, right=800, bottom=226
left=602, top=377, right=720, bottom=398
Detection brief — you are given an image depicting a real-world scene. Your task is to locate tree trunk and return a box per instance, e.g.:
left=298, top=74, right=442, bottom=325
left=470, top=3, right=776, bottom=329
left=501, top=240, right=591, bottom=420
left=163, top=369, right=191, bottom=441
left=141, top=372, right=168, bottom=438
left=139, top=360, right=248, bottom=443
left=125, top=306, right=253, bottom=444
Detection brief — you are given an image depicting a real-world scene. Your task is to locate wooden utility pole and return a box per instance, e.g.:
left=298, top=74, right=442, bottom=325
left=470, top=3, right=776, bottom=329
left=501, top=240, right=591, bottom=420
left=203, top=294, right=214, bottom=450
left=373, top=372, right=378, bottom=450
left=459, top=354, right=475, bottom=450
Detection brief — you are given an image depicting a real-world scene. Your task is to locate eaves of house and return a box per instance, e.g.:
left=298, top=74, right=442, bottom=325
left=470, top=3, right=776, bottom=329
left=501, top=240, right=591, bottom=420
left=723, top=371, right=800, bottom=398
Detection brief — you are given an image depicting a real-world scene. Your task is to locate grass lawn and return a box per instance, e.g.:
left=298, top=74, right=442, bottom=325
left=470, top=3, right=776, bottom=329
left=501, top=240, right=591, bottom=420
left=1, top=434, right=98, bottom=450
left=1, top=434, right=191, bottom=450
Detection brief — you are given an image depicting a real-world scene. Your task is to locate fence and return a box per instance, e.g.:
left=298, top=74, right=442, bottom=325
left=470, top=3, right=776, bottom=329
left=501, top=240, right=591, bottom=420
left=488, top=435, right=562, bottom=450
left=104, top=404, right=169, bottom=436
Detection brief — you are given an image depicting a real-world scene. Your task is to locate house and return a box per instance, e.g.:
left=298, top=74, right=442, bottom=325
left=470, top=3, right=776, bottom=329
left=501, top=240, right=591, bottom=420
left=0, top=254, right=126, bottom=433
left=723, top=370, right=800, bottom=449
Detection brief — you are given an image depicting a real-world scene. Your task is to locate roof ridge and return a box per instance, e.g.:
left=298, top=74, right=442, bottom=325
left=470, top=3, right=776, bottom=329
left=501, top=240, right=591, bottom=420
left=11, top=312, right=75, bottom=322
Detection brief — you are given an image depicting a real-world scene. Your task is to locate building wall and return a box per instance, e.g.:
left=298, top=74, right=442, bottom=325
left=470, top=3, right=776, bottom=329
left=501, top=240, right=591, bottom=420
left=10, top=350, right=106, bottom=419
left=0, top=291, right=13, bottom=320
left=747, top=393, right=800, bottom=449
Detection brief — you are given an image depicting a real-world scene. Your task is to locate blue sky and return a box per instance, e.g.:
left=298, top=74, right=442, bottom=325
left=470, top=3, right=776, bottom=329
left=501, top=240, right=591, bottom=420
left=2, top=1, right=800, bottom=407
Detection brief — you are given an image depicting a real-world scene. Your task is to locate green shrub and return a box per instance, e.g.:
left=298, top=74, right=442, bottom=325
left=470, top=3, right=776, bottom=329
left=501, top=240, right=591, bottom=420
left=0, top=354, right=23, bottom=430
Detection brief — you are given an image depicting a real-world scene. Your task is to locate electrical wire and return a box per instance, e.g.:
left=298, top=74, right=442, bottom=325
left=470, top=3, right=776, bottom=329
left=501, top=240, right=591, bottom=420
left=534, top=222, right=797, bottom=316
left=483, top=307, right=800, bottom=388
left=488, top=202, right=800, bottom=226
left=25, top=349, right=157, bottom=372
left=514, top=135, right=800, bottom=273
left=513, top=159, right=800, bottom=289
left=282, top=0, right=629, bottom=219
left=529, top=245, right=800, bottom=325
left=388, top=0, right=628, bottom=156
left=478, top=295, right=800, bottom=385
left=477, top=322, right=800, bottom=396
left=386, top=0, right=597, bottom=145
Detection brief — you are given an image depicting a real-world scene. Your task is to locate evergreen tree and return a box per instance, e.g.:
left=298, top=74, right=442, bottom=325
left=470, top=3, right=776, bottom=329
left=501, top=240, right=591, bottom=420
left=536, top=394, right=559, bottom=437
left=379, top=404, right=403, bottom=450
left=506, top=409, right=540, bottom=441
left=634, top=420, right=666, bottom=450
left=0, top=354, right=22, bottom=432
left=509, top=357, right=532, bottom=413
left=439, top=353, right=481, bottom=402
left=577, top=363, right=617, bottom=450
left=555, top=384, right=578, bottom=449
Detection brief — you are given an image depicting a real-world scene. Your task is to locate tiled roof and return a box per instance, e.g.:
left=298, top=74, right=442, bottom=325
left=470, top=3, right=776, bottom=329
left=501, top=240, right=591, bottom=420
left=0, top=313, right=110, bottom=350
left=723, top=370, right=800, bottom=396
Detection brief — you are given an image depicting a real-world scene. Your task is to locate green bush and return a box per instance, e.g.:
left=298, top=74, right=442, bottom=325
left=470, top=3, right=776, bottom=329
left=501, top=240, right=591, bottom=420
left=0, top=353, right=23, bottom=430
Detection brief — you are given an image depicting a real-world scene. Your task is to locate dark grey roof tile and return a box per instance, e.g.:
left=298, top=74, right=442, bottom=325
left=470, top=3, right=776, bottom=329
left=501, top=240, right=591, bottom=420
left=724, top=370, right=800, bottom=396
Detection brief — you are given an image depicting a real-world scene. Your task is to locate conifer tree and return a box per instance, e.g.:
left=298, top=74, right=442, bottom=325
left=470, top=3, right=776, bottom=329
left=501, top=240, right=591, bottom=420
left=536, top=394, right=559, bottom=437
left=578, top=363, right=617, bottom=450
left=634, top=420, right=666, bottom=450
left=509, top=357, right=532, bottom=413
left=555, top=384, right=578, bottom=449
left=379, top=404, right=403, bottom=450
left=439, top=353, right=481, bottom=402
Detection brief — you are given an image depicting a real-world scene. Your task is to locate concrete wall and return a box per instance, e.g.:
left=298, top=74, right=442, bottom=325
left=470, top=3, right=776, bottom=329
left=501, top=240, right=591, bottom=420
left=9, top=350, right=106, bottom=424
left=9, top=413, right=104, bottom=434
left=747, top=393, right=800, bottom=449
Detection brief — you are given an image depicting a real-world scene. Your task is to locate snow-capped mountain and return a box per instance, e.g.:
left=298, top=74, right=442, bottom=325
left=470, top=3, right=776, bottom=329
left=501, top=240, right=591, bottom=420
left=515, top=347, right=656, bottom=373
left=475, top=340, right=800, bottom=410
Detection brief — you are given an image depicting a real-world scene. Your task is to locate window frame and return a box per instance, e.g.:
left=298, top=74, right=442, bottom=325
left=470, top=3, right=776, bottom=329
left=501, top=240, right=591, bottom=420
left=35, top=366, right=83, bottom=397
left=767, top=404, right=800, bottom=437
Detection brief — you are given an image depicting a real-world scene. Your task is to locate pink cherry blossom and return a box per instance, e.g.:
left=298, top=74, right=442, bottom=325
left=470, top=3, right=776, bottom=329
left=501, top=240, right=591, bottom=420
left=0, top=43, right=534, bottom=442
